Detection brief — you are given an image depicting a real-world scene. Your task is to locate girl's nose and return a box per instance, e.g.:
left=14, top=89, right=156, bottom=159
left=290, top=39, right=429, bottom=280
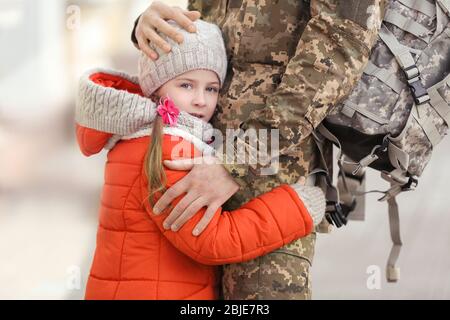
left=192, top=90, right=206, bottom=107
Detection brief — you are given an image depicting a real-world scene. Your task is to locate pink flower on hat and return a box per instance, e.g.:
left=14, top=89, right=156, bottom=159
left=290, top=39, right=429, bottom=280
left=157, top=95, right=180, bottom=126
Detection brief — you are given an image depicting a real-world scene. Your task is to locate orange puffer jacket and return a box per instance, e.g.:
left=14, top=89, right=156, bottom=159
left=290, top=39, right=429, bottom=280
left=76, top=72, right=314, bottom=300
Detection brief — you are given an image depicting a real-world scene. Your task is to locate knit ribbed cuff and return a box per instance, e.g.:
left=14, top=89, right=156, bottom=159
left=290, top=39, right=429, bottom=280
left=290, top=184, right=326, bottom=226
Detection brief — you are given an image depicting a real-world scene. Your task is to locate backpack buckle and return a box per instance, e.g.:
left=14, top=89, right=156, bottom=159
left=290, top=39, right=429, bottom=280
left=404, top=66, right=430, bottom=105
left=401, top=176, right=418, bottom=191
left=408, top=78, right=430, bottom=104
left=325, top=200, right=355, bottom=228
left=374, top=137, right=390, bottom=157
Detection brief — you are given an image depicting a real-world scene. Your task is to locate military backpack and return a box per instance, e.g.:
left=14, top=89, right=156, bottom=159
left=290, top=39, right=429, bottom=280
left=312, top=0, right=450, bottom=282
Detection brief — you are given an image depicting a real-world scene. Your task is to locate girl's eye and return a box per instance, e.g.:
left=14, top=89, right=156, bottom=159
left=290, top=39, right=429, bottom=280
left=180, top=83, right=193, bottom=89
left=207, top=87, right=219, bottom=93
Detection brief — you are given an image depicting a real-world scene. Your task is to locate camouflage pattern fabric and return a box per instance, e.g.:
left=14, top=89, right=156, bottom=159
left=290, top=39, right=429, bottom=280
left=188, top=0, right=386, bottom=300
left=326, top=0, right=450, bottom=178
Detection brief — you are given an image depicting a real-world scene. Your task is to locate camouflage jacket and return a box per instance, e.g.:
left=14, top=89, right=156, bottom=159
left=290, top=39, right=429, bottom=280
left=187, top=0, right=386, bottom=211
left=186, top=0, right=385, bottom=299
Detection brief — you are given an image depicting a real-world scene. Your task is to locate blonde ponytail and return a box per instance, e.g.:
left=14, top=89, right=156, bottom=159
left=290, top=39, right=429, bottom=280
left=143, top=116, right=166, bottom=206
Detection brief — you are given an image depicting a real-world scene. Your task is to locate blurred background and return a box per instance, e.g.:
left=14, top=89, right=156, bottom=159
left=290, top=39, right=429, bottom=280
left=0, top=0, right=449, bottom=300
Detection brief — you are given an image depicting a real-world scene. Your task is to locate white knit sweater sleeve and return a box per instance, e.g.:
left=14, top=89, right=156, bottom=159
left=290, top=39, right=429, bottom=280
left=75, top=68, right=157, bottom=135
left=290, top=184, right=326, bottom=226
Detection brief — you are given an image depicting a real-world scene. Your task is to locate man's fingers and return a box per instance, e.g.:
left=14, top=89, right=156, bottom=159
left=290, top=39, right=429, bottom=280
left=151, top=17, right=184, bottom=45
left=153, top=180, right=187, bottom=215
left=164, top=156, right=218, bottom=170
left=171, top=7, right=199, bottom=33
left=153, top=3, right=195, bottom=33
left=192, top=204, right=219, bottom=236
left=142, top=24, right=172, bottom=53
left=183, top=10, right=201, bottom=23
left=170, top=197, right=205, bottom=232
left=163, top=158, right=196, bottom=171
left=136, top=31, right=158, bottom=60
left=162, top=192, right=199, bottom=230
left=137, top=2, right=200, bottom=56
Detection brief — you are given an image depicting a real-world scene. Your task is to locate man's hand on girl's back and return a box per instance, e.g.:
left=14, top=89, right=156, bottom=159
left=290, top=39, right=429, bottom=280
left=152, top=157, right=239, bottom=236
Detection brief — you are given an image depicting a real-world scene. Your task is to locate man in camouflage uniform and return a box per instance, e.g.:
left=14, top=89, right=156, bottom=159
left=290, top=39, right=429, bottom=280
left=132, top=0, right=385, bottom=299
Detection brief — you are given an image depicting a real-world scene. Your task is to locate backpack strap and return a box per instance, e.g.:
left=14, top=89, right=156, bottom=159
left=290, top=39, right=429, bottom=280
left=427, top=74, right=450, bottom=126
left=315, top=123, right=415, bottom=282
left=397, top=0, right=437, bottom=17
left=379, top=168, right=418, bottom=282
left=379, top=24, right=416, bottom=75
left=379, top=24, right=431, bottom=105
left=364, top=61, right=405, bottom=94
left=314, top=124, right=394, bottom=226
left=341, top=100, right=390, bottom=125
left=388, top=139, right=410, bottom=171
left=380, top=168, right=411, bottom=201
left=432, top=0, right=450, bottom=42
left=411, top=104, right=443, bottom=147
left=437, top=0, right=450, bottom=16
left=380, top=23, right=448, bottom=147
left=337, top=155, right=366, bottom=221
left=386, top=191, right=402, bottom=282
left=410, top=73, right=450, bottom=147
left=313, top=125, right=357, bottom=227
left=383, top=9, right=432, bottom=43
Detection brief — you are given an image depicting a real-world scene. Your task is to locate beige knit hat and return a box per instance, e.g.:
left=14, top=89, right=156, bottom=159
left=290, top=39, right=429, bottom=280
left=138, top=19, right=228, bottom=97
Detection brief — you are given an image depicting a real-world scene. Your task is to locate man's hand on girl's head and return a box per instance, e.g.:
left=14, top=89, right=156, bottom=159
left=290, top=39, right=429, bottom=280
left=152, top=156, right=239, bottom=236
left=134, top=1, right=201, bottom=60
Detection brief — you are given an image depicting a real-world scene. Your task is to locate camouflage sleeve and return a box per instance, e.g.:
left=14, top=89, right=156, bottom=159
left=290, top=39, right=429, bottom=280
left=187, top=0, right=222, bottom=21
left=131, top=0, right=220, bottom=47
left=221, top=143, right=251, bottom=190
left=236, top=0, right=386, bottom=157
left=187, top=0, right=202, bottom=12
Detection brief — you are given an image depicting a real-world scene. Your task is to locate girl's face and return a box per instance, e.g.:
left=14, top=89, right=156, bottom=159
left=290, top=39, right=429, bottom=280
left=154, top=69, right=220, bottom=123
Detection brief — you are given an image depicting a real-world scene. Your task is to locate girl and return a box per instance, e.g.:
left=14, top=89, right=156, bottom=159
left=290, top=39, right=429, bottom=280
left=76, top=20, right=325, bottom=300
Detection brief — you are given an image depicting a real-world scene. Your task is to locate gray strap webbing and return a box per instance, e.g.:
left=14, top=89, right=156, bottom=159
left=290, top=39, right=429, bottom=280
left=437, top=0, right=450, bottom=16
left=317, top=124, right=343, bottom=156
left=338, top=156, right=366, bottom=221
left=434, top=1, right=450, bottom=41
left=388, top=141, right=410, bottom=171
left=376, top=169, right=408, bottom=282
left=342, top=100, right=390, bottom=125
left=311, top=129, right=332, bottom=176
left=379, top=24, right=418, bottom=77
left=384, top=10, right=432, bottom=43
left=316, top=124, right=377, bottom=201
left=317, top=124, right=378, bottom=185
left=381, top=168, right=410, bottom=189
left=386, top=193, right=402, bottom=282
left=411, top=105, right=442, bottom=147
left=311, top=127, right=341, bottom=204
left=397, top=0, right=436, bottom=17
left=428, top=76, right=450, bottom=126
left=316, top=124, right=350, bottom=187
left=315, top=124, right=349, bottom=202
left=364, top=61, right=405, bottom=94
left=429, top=97, right=450, bottom=126
left=305, top=170, right=318, bottom=186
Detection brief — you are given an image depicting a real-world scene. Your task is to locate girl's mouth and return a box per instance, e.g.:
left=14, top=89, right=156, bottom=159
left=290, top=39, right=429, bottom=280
left=189, top=113, right=204, bottom=119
